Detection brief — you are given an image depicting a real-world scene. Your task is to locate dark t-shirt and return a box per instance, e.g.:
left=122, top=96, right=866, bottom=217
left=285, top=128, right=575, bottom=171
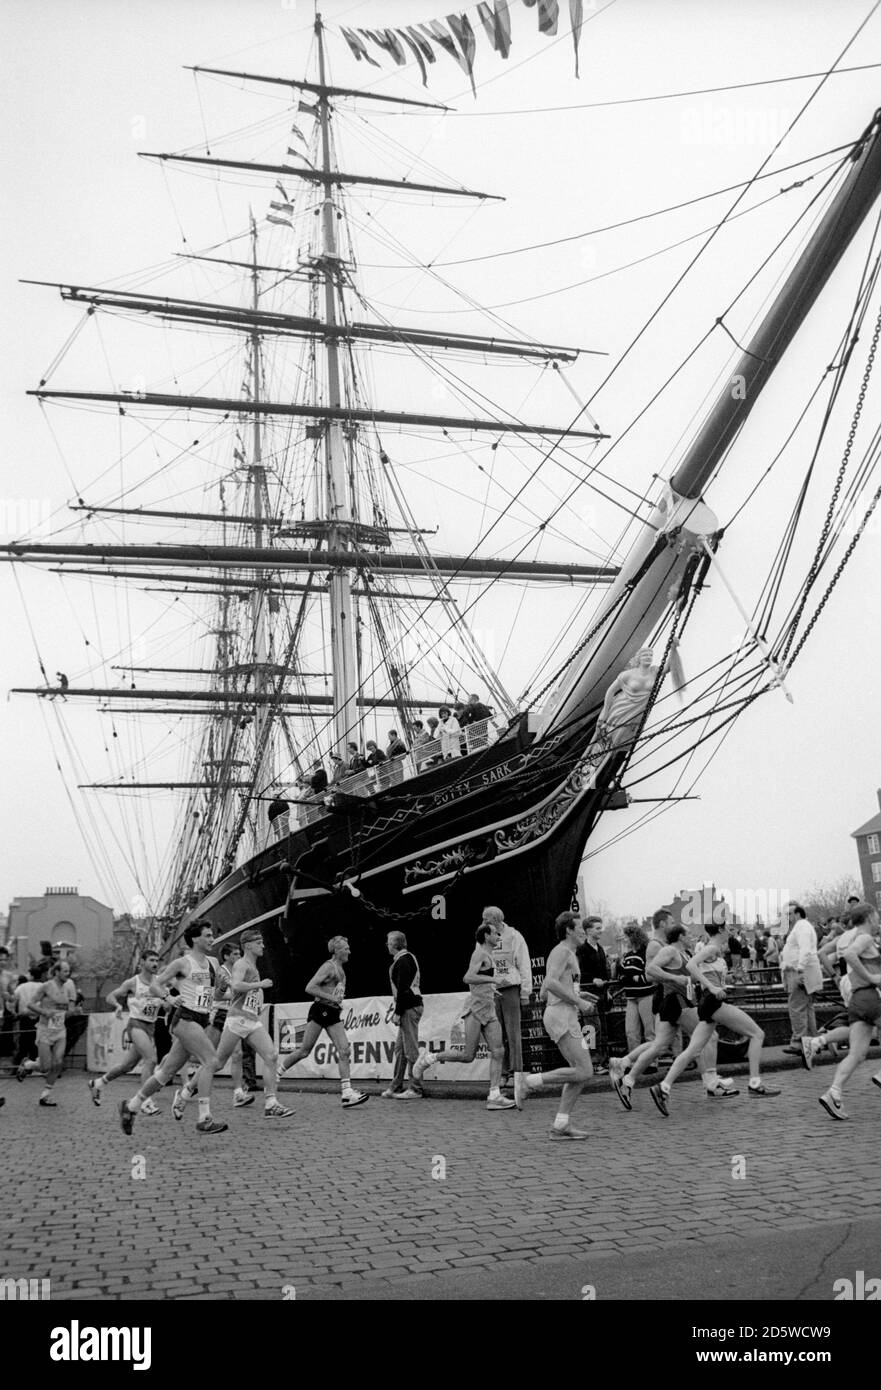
left=619, top=949, right=653, bottom=998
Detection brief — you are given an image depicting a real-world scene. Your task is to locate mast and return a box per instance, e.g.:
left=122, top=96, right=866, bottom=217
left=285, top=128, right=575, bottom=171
left=316, top=11, right=358, bottom=757
left=247, top=212, right=270, bottom=843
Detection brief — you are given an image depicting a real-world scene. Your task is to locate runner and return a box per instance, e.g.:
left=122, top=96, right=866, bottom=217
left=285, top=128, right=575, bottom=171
left=819, top=903, right=881, bottom=1120
left=511, top=911, right=595, bottom=1139
left=801, top=911, right=864, bottom=1069
left=214, top=928, right=293, bottom=1118
left=30, top=960, right=77, bottom=1106
left=183, top=942, right=256, bottom=1104
left=609, top=922, right=736, bottom=1109
left=278, top=936, right=368, bottom=1107
left=646, top=922, right=780, bottom=1115
left=89, top=950, right=163, bottom=1112
left=119, top=919, right=227, bottom=1135
left=411, top=923, right=516, bottom=1111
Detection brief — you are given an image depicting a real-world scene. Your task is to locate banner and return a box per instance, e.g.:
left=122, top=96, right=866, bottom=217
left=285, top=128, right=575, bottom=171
left=87, top=1011, right=267, bottom=1077
left=275, top=992, right=492, bottom=1081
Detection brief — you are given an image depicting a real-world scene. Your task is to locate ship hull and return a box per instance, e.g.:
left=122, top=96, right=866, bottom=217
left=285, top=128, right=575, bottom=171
left=188, top=718, right=625, bottom=997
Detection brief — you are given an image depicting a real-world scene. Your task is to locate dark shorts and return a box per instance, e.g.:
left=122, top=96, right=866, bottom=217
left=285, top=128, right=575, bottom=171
left=659, top=993, right=684, bottom=1026
left=697, top=992, right=723, bottom=1023
left=307, top=1001, right=343, bottom=1031
left=209, top=1010, right=228, bottom=1031
left=169, top=1004, right=211, bottom=1032
left=847, top=987, right=881, bottom=1026
left=651, top=984, right=663, bottom=1016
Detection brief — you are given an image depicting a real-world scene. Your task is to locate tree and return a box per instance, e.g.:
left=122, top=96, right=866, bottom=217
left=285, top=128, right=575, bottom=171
left=797, top=875, right=863, bottom=924
left=74, top=938, right=137, bottom=1008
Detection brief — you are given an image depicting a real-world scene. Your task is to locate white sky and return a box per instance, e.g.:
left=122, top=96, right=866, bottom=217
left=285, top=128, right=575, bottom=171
left=1, top=0, right=880, bottom=921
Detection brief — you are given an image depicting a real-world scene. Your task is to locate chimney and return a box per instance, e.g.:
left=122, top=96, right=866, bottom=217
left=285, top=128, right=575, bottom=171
left=877, top=788, right=881, bottom=812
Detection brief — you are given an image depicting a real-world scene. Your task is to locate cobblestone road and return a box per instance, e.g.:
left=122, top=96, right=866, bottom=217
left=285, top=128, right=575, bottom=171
left=1, top=1055, right=878, bottom=1300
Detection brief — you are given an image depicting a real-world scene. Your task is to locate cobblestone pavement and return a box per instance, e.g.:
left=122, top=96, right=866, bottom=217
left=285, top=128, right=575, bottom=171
left=1, top=1057, right=878, bottom=1300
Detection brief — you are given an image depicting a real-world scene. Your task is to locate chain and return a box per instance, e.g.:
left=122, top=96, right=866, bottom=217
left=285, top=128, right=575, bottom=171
left=352, top=857, right=471, bottom=922
left=785, top=476, right=881, bottom=670
left=780, top=299, right=881, bottom=662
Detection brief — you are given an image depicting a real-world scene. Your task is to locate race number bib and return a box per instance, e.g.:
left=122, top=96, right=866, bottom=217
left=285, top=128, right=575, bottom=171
left=242, top=989, right=261, bottom=1016
left=331, top=983, right=344, bottom=1005
left=193, top=988, right=214, bottom=1012
left=49, top=1012, right=66, bottom=1029
left=140, top=999, right=160, bottom=1021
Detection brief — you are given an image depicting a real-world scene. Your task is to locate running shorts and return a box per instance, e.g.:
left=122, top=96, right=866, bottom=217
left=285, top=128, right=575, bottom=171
left=209, top=1008, right=228, bottom=1031
left=543, top=1004, right=582, bottom=1045
left=847, top=986, right=881, bottom=1026
left=697, top=992, right=723, bottom=1023
left=169, top=1003, right=210, bottom=1031
left=127, top=1018, right=155, bottom=1038
left=35, top=1024, right=66, bottom=1046
left=223, top=1015, right=262, bottom=1040
left=464, top=995, right=496, bottom=1027
left=658, top=992, right=684, bottom=1026
left=651, top=983, right=663, bottom=1016
left=307, top=1000, right=343, bottom=1030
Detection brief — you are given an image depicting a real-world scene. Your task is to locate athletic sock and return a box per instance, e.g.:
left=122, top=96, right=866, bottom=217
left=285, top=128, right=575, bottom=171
left=829, top=1085, right=842, bottom=1101
left=128, top=1095, right=143, bottom=1112
left=623, top=1073, right=634, bottom=1089
left=703, top=1070, right=718, bottom=1089
left=97, top=1075, right=108, bottom=1087
left=553, top=1112, right=569, bottom=1131
left=748, top=1077, right=762, bottom=1089
left=264, top=1094, right=276, bottom=1106
left=488, top=1087, right=501, bottom=1100
left=660, top=1081, right=671, bottom=1094
left=39, top=1088, right=51, bottom=1100
left=198, top=1099, right=210, bottom=1121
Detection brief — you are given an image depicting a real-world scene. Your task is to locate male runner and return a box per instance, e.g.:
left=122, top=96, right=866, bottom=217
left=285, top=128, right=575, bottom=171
left=819, top=903, right=881, bottom=1120
left=646, top=922, right=779, bottom=1114
left=183, top=942, right=257, bottom=1102
left=512, top=911, right=595, bottom=1139
left=119, top=919, right=227, bottom=1135
left=214, top=928, right=293, bottom=1118
left=411, top=923, right=516, bottom=1110
left=31, top=960, right=77, bottom=1106
left=609, top=921, right=736, bottom=1109
left=801, top=910, right=865, bottom=1068
left=278, top=936, right=368, bottom=1107
left=89, top=950, right=163, bottom=1112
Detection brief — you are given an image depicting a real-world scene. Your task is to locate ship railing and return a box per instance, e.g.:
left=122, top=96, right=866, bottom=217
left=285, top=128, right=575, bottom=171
left=281, top=717, right=501, bottom=830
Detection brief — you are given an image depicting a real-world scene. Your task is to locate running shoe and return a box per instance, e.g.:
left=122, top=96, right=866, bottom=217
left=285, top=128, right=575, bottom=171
left=608, top=1056, right=626, bottom=1084
left=340, top=1089, right=369, bottom=1108
left=486, top=1095, right=516, bottom=1110
left=195, top=1117, right=228, bottom=1134
left=0, top=1096, right=4, bottom=1108
left=548, top=1123, right=589, bottom=1141
left=706, top=1082, right=739, bottom=1098
left=800, top=1036, right=821, bottom=1071
left=380, top=1088, right=398, bottom=1098
left=265, top=1101, right=295, bottom=1118
left=233, top=1092, right=255, bottom=1108
left=411, top=1052, right=432, bottom=1083
left=88, top=1078, right=103, bottom=1106
left=649, top=1083, right=670, bottom=1117
left=747, top=1082, right=780, bottom=1097
left=612, top=1073, right=633, bottom=1110
left=818, top=1089, right=848, bottom=1121
left=872, top=1072, right=881, bottom=1091
left=171, top=1087, right=187, bottom=1122
left=15, top=1062, right=29, bottom=1083
left=593, top=1065, right=609, bottom=1076
left=393, top=1089, right=422, bottom=1100
left=38, top=1096, right=57, bottom=1107
left=140, top=1099, right=161, bottom=1116
left=119, top=1099, right=134, bottom=1135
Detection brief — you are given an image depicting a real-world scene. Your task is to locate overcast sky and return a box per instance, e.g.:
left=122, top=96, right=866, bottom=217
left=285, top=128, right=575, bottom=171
left=1, top=0, right=879, bottom=923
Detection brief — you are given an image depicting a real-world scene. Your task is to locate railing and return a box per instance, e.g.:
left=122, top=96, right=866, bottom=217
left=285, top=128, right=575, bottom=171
left=271, top=717, right=501, bottom=834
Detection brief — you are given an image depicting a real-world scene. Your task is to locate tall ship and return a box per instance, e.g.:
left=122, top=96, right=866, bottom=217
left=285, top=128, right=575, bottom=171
left=5, top=12, right=881, bottom=996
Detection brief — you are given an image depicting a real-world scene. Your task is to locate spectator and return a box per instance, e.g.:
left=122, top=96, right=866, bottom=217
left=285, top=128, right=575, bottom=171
left=385, top=729, right=408, bottom=786
left=727, top=929, right=745, bottom=980
left=753, top=931, right=767, bottom=972
left=0, top=948, right=16, bottom=1059
left=309, top=760, right=328, bottom=795
left=483, top=905, right=532, bottom=1086
left=618, top=924, right=655, bottom=1053
left=411, top=719, right=433, bottom=768
left=575, top=915, right=610, bottom=1073
left=460, top=693, right=492, bottom=725
left=764, top=931, right=780, bottom=972
left=267, top=798, right=289, bottom=839
left=345, top=742, right=366, bottom=775
left=780, top=903, right=820, bottom=1054
left=365, top=740, right=386, bottom=768
left=437, top=706, right=461, bottom=760
left=382, top=931, right=424, bottom=1099
left=328, top=753, right=347, bottom=786
left=424, top=716, right=442, bottom=765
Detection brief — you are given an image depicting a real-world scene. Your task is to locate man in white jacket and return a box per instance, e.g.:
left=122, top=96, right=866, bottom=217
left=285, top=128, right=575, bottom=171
left=483, top=905, right=533, bottom=1084
left=779, top=903, right=819, bottom=1052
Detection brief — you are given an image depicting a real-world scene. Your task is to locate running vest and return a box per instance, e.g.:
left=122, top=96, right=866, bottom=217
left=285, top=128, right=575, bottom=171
left=540, top=948, right=580, bottom=1007
left=127, top=974, right=161, bottom=1024
left=469, top=948, right=496, bottom=1011
left=229, top=961, right=263, bottom=1019
left=661, top=949, right=691, bottom=998
left=177, top=953, right=216, bottom=1015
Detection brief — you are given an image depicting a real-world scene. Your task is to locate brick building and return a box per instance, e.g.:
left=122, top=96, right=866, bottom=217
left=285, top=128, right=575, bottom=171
left=5, top=886, right=114, bottom=973
left=851, top=789, right=881, bottom=911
